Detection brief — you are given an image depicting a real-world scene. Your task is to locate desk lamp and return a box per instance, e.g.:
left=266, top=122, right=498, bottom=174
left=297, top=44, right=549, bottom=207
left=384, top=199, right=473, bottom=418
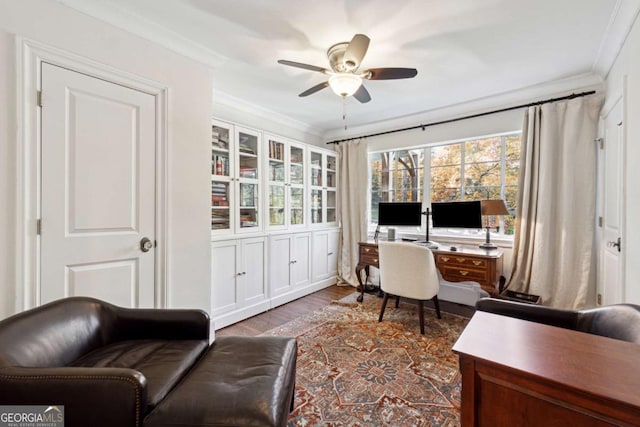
left=479, top=200, right=509, bottom=250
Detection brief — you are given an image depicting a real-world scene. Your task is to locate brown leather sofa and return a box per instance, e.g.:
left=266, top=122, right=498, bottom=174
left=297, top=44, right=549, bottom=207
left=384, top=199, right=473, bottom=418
left=0, top=297, right=297, bottom=427
left=476, top=298, right=640, bottom=343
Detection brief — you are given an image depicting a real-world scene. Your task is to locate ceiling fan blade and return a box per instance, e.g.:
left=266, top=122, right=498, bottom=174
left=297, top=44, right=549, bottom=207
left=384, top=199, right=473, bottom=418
left=366, top=67, right=418, bottom=80
left=353, top=84, right=371, bottom=103
left=299, top=81, right=329, bottom=97
left=343, top=34, right=370, bottom=69
left=277, top=60, right=329, bottom=74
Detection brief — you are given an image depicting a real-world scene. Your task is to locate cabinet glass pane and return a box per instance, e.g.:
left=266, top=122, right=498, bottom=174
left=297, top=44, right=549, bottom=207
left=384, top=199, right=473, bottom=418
left=326, top=155, right=336, bottom=171
left=311, top=167, right=322, bottom=186
left=326, top=170, right=336, bottom=188
left=268, top=139, right=285, bottom=183
left=212, top=151, right=230, bottom=177
left=311, top=189, right=323, bottom=224
left=211, top=179, right=231, bottom=231
left=239, top=155, right=258, bottom=179
left=269, top=185, right=285, bottom=226
left=212, top=125, right=230, bottom=150
left=238, top=132, right=258, bottom=155
left=290, top=145, right=305, bottom=186
left=290, top=187, right=304, bottom=225
left=311, top=151, right=322, bottom=167
left=327, top=190, right=337, bottom=223
left=211, top=207, right=230, bottom=231
left=240, top=183, right=259, bottom=228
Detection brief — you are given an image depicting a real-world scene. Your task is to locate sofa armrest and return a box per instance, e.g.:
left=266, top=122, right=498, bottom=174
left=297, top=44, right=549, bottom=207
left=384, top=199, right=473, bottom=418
left=113, top=306, right=210, bottom=341
left=476, top=298, right=580, bottom=330
left=0, top=366, right=147, bottom=427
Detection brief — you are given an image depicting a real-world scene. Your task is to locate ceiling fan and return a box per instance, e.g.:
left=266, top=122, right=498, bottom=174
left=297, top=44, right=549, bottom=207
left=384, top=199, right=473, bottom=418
left=278, top=34, right=418, bottom=103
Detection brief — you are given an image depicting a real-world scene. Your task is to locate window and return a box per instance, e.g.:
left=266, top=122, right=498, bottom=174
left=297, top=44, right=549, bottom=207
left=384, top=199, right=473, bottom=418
left=370, top=132, right=521, bottom=237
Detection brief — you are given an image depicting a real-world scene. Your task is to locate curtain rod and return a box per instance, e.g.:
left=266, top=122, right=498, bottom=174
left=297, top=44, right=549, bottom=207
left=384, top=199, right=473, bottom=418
left=326, top=90, right=597, bottom=145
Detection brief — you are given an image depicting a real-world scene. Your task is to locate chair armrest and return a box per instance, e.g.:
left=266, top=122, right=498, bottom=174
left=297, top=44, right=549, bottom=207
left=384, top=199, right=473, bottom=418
left=0, top=366, right=147, bottom=427
left=113, top=306, right=210, bottom=341
left=475, top=298, right=580, bottom=330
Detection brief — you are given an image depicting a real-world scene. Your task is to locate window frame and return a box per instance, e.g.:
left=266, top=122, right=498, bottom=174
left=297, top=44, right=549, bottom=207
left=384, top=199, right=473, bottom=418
left=368, top=131, right=521, bottom=245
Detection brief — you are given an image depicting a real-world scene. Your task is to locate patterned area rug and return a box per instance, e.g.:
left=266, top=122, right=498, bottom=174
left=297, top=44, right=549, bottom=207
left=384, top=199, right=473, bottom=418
left=262, top=292, right=470, bottom=426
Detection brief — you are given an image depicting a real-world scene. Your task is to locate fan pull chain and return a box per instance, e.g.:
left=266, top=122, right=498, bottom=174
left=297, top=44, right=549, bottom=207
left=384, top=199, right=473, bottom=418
left=342, top=95, right=348, bottom=130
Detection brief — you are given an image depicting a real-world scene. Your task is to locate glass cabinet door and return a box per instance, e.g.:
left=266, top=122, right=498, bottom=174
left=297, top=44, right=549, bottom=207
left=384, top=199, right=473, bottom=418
left=289, top=144, right=305, bottom=227
left=309, top=149, right=338, bottom=226
left=326, top=153, right=337, bottom=224
left=211, top=122, right=233, bottom=233
left=236, top=128, right=261, bottom=231
left=268, top=138, right=286, bottom=227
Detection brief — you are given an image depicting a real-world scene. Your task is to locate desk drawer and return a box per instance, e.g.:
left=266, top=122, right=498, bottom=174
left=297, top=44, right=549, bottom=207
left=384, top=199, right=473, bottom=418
left=440, top=265, right=488, bottom=282
left=436, top=254, right=488, bottom=268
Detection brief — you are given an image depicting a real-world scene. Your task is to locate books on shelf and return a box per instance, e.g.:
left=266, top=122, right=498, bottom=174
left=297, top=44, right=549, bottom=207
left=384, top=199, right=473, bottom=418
left=212, top=154, right=230, bottom=176
left=268, top=140, right=284, bottom=161
left=211, top=127, right=229, bottom=150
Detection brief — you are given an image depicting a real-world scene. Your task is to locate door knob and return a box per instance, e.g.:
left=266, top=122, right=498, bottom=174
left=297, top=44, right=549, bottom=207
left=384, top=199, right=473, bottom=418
left=140, top=237, right=153, bottom=252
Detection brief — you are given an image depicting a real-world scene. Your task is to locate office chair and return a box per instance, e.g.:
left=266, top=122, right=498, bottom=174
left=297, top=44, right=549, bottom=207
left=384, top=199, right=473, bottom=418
left=378, top=241, right=441, bottom=334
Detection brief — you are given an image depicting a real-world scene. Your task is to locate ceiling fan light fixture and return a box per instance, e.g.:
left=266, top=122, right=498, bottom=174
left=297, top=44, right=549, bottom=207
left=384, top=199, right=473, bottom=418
left=328, top=73, right=362, bottom=97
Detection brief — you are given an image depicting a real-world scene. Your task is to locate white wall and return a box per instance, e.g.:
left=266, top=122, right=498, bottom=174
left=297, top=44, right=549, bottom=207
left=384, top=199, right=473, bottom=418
left=0, top=0, right=212, bottom=318
left=606, top=12, right=640, bottom=304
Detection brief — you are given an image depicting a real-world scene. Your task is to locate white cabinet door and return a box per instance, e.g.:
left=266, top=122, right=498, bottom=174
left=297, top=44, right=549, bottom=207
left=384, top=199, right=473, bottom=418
left=327, top=229, right=340, bottom=277
left=269, top=234, right=293, bottom=297
left=211, top=240, right=239, bottom=317
left=239, top=237, right=267, bottom=305
left=312, top=231, right=329, bottom=282
left=292, top=232, right=311, bottom=288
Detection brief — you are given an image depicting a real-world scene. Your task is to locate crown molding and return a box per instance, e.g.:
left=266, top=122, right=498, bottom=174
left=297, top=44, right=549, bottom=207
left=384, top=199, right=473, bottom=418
left=57, top=0, right=228, bottom=69
left=592, top=0, right=640, bottom=78
left=212, top=89, right=324, bottom=138
left=323, top=73, right=604, bottom=141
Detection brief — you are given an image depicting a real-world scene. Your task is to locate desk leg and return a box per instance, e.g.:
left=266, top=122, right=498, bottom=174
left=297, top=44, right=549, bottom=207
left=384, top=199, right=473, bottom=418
left=355, top=263, right=366, bottom=303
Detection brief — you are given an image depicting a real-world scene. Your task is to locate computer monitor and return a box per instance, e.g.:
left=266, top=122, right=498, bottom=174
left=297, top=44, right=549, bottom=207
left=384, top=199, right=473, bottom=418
left=377, top=202, right=423, bottom=227
left=431, top=201, right=483, bottom=229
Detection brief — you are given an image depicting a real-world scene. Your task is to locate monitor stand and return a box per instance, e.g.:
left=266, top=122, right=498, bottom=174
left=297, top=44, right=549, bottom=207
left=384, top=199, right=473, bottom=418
left=417, top=240, right=439, bottom=250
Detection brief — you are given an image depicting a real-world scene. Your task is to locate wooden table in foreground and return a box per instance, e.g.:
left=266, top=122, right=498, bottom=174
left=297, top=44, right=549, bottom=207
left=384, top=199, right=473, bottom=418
left=452, top=311, right=640, bottom=426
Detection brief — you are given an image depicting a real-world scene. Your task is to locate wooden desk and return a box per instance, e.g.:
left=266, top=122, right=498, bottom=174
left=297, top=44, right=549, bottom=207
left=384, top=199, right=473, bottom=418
left=453, top=311, right=640, bottom=426
left=355, top=241, right=503, bottom=302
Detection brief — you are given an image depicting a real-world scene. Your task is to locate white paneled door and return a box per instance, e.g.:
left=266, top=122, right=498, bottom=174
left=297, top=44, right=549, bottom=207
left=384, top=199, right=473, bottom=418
left=600, top=96, right=625, bottom=305
left=40, top=62, right=157, bottom=308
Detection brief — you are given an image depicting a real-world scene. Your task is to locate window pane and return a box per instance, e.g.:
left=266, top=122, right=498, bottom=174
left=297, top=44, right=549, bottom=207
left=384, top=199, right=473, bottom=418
left=506, top=135, right=521, bottom=161
left=465, top=161, right=501, bottom=187
left=431, top=144, right=461, bottom=166
left=465, top=137, right=501, bottom=163
left=431, top=188, right=460, bottom=202
left=505, top=160, right=520, bottom=185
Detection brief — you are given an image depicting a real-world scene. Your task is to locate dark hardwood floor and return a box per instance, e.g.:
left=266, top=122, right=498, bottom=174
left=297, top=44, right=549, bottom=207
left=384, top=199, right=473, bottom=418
left=216, top=284, right=475, bottom=337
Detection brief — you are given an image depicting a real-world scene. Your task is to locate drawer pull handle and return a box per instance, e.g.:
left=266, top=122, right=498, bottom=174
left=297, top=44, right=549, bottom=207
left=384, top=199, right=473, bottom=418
left=441, top=257, right=450, bottom=262
left=456, top=257, right=465, bottom=263
left=459, top=270, right=469, bottom=276
left=473, top=260, right=482, bottom=266
left=364, top=248, right=370, bottom=253
left=373, top=258, right=378, bottom=263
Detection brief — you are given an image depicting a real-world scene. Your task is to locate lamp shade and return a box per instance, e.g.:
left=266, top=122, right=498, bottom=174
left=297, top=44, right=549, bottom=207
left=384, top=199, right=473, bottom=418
left=328, top=73, right=362, bottom=97
left=481, top=199, right=509, bottom=216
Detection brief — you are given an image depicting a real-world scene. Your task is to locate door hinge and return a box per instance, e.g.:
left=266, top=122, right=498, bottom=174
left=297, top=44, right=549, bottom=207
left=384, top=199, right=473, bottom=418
left=36, top=91, right=42, bottom=108
left=598, top=216, right=603, bottom=227
left=595, top=138, right=604, bottom=149
left=597, top=293, right=602, bottom=305
left=36, top=219, right=42, bottom=235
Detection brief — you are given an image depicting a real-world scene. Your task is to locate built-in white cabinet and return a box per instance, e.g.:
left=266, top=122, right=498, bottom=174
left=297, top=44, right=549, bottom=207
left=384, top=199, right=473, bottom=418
left=309, top=149, right=338, bottom=227
left=269, top=232, right=311, bottom=307
left=211, top=237, right=269, bottom=329
left=311, top=229, right=340, bottom=282
left=211, top=119, right=262, bottom=235
left=265, top=134, right=307, bottom=230
left=211, top=118, right=340, bottom=330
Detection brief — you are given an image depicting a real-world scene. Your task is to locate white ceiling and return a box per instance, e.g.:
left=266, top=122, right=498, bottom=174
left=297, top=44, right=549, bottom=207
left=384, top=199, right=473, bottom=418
left=61, top=0, right=639, bottom=135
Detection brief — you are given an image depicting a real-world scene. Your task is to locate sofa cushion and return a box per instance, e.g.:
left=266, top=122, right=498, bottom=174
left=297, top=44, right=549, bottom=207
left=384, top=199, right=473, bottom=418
left=72, top=339, right=207, bottom=411
left=143, top=336, right=297, bottom=427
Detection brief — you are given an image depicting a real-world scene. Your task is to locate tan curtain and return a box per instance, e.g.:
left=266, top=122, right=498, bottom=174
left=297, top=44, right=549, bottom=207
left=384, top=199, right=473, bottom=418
left=337, top=138, right=369, bottom=286
left=508, top=95, right=604, bottom=309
